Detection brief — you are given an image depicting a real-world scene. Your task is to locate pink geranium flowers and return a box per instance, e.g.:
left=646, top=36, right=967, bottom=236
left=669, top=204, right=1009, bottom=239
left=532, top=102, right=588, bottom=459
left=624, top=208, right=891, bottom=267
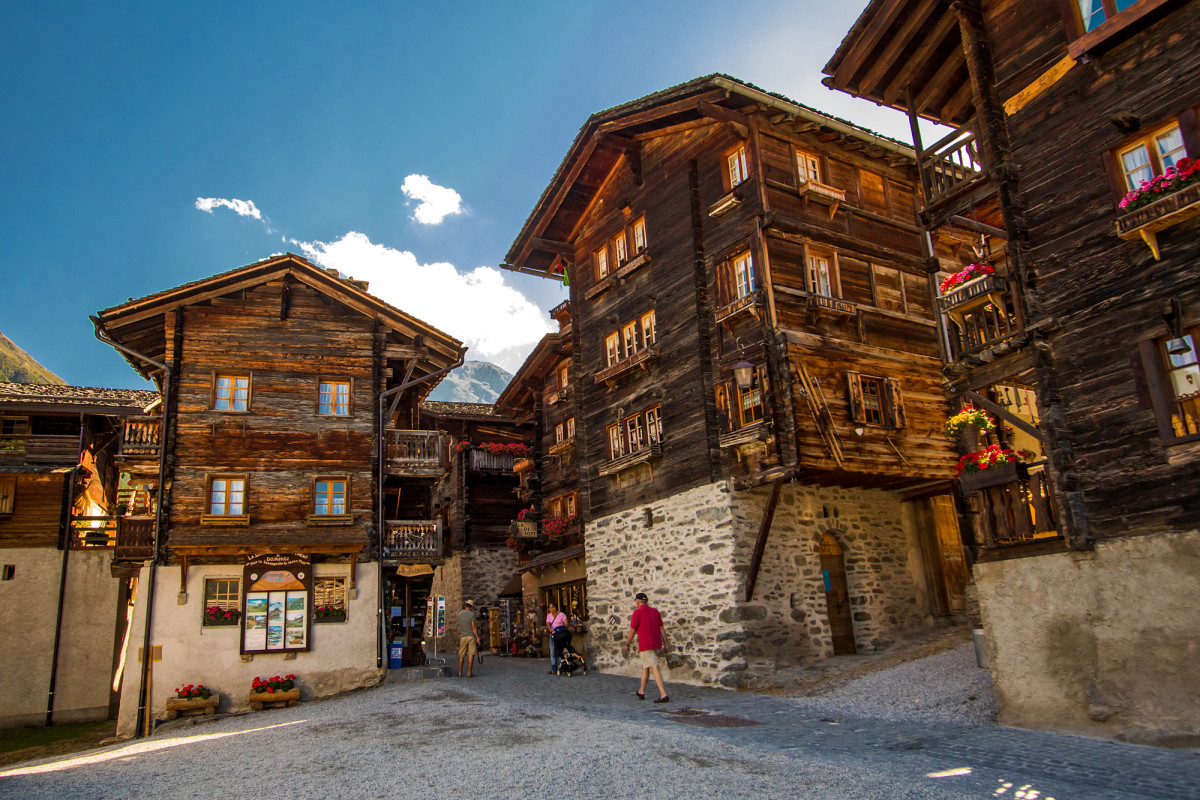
left=939, top=263, right=995, bottom=294
left=1119, top=157, right=1200, bottom=212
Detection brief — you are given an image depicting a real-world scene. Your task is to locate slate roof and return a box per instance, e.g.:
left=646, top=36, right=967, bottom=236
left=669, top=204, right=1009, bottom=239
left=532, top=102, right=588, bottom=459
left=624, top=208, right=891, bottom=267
left=0, top=382, right=159, bottom=411
left=420, top=401, right=503, bottom=419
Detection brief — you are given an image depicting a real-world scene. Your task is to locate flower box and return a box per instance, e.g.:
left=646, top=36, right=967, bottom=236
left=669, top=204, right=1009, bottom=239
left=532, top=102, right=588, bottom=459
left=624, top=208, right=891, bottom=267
left=314, top=613, right=346, bottom=623
left=248, top=688, right=300, bottom=710
left=164, top=694, right=219, bottom=720
left=958, top=461, right=1028, bottom=494
left=1115, top=181, right=1200, bottom=260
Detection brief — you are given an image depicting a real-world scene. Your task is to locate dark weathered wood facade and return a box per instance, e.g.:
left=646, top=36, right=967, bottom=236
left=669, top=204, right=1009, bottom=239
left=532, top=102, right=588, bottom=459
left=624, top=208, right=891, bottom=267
left=504, top=75, right=957, bottom=522
left=825, top=0, right=1200, bottom=556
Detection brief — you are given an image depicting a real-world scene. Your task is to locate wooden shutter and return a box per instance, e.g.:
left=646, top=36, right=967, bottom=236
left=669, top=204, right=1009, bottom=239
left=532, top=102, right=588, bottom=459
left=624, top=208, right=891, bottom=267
left=884, top=378, right=907, bottom=429
left=1178, top=106, right=1200, bottom=161
left=0, top=476, right=15, bottom=514
left=715, top=381, right=734, bottom=433
left=846, top=372, right=866, bottom=424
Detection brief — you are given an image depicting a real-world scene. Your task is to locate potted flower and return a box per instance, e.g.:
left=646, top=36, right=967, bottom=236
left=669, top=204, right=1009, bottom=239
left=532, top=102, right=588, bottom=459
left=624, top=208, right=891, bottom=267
left=249, top=674, right=300, bottom=710
left=164, top=683, right=219, bottom=719
left=956, top=445, right=1035, bottom=493
left=1115, top=158, right=1200, bottom=259
left=313, top=604, right=346, bottom=623
left=1118, top=158, right=1200, bottom=213
left=542, top=514, right=581, bottom=540
left=945, top=405, right=995, bottom=451
left=205, top=606, right=241, bottom=626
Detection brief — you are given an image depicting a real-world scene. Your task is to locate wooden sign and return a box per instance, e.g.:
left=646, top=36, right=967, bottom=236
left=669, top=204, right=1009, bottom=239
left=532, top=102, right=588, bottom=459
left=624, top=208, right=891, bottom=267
left=241, top=554, right=312, bottom=654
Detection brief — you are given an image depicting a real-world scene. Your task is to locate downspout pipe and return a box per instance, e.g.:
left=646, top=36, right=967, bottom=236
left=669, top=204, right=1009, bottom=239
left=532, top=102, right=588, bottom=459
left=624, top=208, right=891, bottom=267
left=46, top=413, right=85, bottom=725
left=92, top=317, right=172, bottom=739
left=375, top=350, right=465, bottom=668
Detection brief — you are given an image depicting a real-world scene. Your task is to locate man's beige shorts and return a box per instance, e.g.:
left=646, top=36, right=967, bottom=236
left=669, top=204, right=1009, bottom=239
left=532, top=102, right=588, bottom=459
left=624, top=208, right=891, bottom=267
left=458, top=635, right=477, bottom=659
left=638, top=648, right=660, bottom=668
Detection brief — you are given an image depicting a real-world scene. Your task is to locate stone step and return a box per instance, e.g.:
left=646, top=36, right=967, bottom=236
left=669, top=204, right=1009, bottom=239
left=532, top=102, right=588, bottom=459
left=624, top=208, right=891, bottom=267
left=385, top=665, right=451, bottom=683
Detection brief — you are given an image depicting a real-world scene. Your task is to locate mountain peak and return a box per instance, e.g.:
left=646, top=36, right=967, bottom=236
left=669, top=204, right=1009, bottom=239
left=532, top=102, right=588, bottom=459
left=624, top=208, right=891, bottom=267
left=0, top=331, right=65, bottom=385
left=426, top=360, right=512, bottom=404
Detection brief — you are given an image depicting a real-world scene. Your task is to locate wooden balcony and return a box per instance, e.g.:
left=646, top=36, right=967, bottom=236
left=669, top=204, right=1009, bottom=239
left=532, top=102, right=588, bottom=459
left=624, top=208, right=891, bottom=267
left=714, top=290, right=764, bottom=325
left=937, top=274, right=1006, bottom=313
left=119, top=416, right=162, bottom=462
left=806, top=293, right=857, bottom=317
left=797, top=178, right=845, bottom=218
left=469, top=449, right=517, bottom=472
left=972, top=467, right=1062, bottom=554
left=947, top=298, right=1021, bottom=360
left=66, top=515, right=155, bottom=560
left=0, top=434, right=78, bottom=464
left=597, top=442, right=662, bottom=477
left=385, top=430, right=445, bottom=477
left=594, top=347, right=658, bottom=387
left=382, top=519, right=442, bottom=560
left=547, top=437, right=575, bottom=456
left=1115, top=181, right=1200, bottom=260
left=920, top=120, right=987, bottom=212
left=546, top=385, right=573, bottom=406
left=719, top=422, right=769, bottom=448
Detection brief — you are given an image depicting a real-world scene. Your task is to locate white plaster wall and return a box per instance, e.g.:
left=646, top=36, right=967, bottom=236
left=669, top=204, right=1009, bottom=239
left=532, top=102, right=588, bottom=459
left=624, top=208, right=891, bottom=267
left=116, top=562, right=382, bottom=738
left=53, top=550, right=124, bottom=723
left=976, top=529, right=1200, bottom=746
left=0, top=549, right=62, bottom=726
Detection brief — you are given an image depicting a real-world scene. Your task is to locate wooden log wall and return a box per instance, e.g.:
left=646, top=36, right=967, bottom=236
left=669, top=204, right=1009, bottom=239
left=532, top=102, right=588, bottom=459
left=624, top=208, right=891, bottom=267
left=166, top=280, right=378, bottom=549
left=0, top=473, right=68, bottom=548
left=986, top=0, right=1200, bottom=536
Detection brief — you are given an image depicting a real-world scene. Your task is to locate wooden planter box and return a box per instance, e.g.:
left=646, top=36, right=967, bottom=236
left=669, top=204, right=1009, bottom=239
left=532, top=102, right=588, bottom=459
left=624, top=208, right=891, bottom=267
left=249, top=688, right=300, bottom=710
left=958, top=461, right=1028, bottom=494
left=314, top=614, right=346, bottom=623
left=164, top=694, right=220, bottom=720
left=1115, top=181, right=1200, bottom=260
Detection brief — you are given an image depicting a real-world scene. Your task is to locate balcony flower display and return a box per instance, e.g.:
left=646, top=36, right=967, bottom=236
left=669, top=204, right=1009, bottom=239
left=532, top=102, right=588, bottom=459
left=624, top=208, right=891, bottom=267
left=1119, top=158, right=1200, bottom=212
left=542, top=514, right=580, bottom=539
left=939, top=263, right=995, bottom=294
left=479, top=441, right=531, bottom=457
left=516, top=506, right=536, bottom=521
left=944, top=405, right=995, bottom=438
left=955, top=444, right=1035, bottom=477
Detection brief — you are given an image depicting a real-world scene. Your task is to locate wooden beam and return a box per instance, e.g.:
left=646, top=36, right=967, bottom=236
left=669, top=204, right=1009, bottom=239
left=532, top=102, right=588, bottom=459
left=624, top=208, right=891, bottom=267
left=595, top=88, right=727, bottom=134
left=963, top=390, right=1046, bottom=443
left=857, top=0, right=944, bottom=102
left=914, top=47, right=967, bottom=118
left=170, top=543, right=365, bottom=557
left=829, top=0, right=912, bottom=91
left=745, top=477, right=785, bottom=602
left=881, top=10, right=960, bottom=108
left=531, top=237, right=574, bottom=256
left=698, top=101, right=750, bottom=138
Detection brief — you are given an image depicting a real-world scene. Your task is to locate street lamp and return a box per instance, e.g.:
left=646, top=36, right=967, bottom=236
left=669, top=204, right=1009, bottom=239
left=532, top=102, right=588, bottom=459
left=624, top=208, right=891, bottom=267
left=732, top=360, right=756, bottom=390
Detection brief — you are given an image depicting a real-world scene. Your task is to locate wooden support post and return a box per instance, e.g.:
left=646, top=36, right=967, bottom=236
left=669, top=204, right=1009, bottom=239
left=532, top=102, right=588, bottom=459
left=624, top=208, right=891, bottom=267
left=963, top=390, right=1046, bottom=443
left=745, top=477, right=785, bottom=602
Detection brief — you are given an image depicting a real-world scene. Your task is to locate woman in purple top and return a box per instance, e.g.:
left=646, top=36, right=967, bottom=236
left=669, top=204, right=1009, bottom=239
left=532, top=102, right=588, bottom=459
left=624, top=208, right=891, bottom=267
left=545, top=603, right=569, bottom=673
left=623, top=592, right=670, bottom=703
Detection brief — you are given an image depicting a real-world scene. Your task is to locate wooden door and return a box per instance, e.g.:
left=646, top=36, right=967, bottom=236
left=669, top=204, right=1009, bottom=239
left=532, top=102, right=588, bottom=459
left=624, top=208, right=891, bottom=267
left=819, top=532, right=856, bottom=655
left=931, top=496, right=969, bottom=615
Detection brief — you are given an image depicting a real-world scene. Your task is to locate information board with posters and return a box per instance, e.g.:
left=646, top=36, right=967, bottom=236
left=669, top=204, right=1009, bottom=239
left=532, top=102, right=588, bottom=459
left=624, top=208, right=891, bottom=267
left=241, top=554, right=312, bottom=654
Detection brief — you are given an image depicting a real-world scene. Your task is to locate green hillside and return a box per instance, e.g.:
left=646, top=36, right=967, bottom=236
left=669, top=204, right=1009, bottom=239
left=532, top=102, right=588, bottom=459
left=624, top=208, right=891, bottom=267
left=0, top=332, right=65, bottom=385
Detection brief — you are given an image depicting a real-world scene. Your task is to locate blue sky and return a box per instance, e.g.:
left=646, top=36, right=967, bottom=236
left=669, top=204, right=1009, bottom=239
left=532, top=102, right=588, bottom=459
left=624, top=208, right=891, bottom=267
left=2, top=1, right=928, bottom=389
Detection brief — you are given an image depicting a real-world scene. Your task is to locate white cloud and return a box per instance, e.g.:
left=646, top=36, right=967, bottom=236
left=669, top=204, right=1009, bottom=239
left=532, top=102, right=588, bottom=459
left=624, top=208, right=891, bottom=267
left=195, top=197, right=263, bottom=220
left=400, top=175, right=464, bottom=225
left=294, top=232, right=553, bottom=372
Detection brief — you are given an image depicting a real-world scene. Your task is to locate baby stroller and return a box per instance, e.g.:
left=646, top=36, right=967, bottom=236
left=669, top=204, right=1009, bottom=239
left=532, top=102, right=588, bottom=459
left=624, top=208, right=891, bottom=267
left=554, top=629, right=587, bottom=676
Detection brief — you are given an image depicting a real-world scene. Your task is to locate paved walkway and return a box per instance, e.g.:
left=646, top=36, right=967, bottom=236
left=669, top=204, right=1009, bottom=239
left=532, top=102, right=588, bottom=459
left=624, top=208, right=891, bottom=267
left=1, top=655, right=1196, bottom=799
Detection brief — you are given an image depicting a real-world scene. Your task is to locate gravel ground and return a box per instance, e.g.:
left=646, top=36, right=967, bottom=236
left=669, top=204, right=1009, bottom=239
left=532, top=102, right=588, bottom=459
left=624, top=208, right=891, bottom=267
left=784, top=641, right=997, bottom=726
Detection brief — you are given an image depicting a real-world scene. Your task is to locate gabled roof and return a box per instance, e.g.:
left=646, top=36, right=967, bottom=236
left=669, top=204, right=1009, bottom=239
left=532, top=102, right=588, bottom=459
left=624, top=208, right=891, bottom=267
left=419, top=401, right=505, bottom=421
left=502, top=73, right=916, bottom=279
left=493, top=331, right=570, bottom=414
left=95, top=253, right=464, bottom=384
left=823, top=0, right=971, bottom=127
left=0, top=382, right=159, bottom=414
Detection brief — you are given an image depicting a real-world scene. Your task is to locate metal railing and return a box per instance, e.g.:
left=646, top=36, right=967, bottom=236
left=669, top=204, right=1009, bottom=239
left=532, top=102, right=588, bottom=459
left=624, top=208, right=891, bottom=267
left=385, top=430, right=444, bottom=473
left=382, top=519, right=442, bottom=559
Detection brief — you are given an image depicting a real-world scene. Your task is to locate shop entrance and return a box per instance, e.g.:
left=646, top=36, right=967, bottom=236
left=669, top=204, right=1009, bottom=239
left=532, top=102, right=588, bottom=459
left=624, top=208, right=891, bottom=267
left=386, top=569, right=433, bottom=667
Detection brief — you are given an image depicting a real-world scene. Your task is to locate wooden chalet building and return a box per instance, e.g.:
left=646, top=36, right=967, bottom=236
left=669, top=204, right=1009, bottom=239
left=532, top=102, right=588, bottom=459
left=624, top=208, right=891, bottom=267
left=493, top=301, right=587, bottom=656
left=825, top=0, right=1200, bottom=743
left=503, top=75, right=967, bottom=686
left=0, top=382, right=158, bottom=727
left=418, top=400, right=529, bottom=655
left=94, top=253, right=463, bottom=735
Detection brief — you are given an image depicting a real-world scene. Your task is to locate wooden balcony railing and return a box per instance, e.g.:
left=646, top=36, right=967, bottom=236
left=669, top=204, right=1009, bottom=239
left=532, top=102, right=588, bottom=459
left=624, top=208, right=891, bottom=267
left=594, top=347, right=658, bottom=386
left=807, top=294, right=857, bottom=316
left=597, top=442, right=662, bottom=477
left=547, top=437, right=575, bottom=456
left=382, top=519, right=442, bottom=559
left=68, top=515, right=156, bottom=560
left=974, top=467, right=1060, bottom=550
left=937, top=274, right=1006, bottom=313
left=920, top=120, right=986, bottom=210
left=947, top=301, right=1020, bottom=359
left=120, top=416, right=162, bottom=459
left=714, top=290, right=764, bottom=325
left=469, top=449, right=517, bottom=471
left=385, top=430, right=445, bottom=475
left=0, top=434, right=78, bottom=463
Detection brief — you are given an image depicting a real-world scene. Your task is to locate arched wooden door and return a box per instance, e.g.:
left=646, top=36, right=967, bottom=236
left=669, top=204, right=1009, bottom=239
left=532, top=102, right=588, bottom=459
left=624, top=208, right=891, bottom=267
left=819, top=532, right=856, bottom=655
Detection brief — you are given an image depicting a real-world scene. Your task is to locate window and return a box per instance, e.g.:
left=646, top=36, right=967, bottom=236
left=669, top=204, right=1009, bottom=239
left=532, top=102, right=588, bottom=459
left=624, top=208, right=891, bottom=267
left=607, top=406, right=663, bottom=460
left=566, top=416, right=575, bottom=439
left=605, top=333, right=620, bottom=367
left=208, top=477, right=246, bottom=516
left=557, top=362, right=570, bottom=389
left=203, top=578, right=240, bottom=626
left=314, top=577, right=346, bottom=618
left=318, top=380, right=351, bottom=416
left=621, top=321, right=639, bottom=357
left=549, top=496, right=562, bottom=518
left=640, top=310, right=657, bottom=347
left=313, top=478, right=347, bottom=516
left=214, top=374, right=250, bottom=412
left=0, top=476, right=15, bottom=515
left=608, top=424, right=622, bottom=457
left=715, top=366, right=768, bottom=434
left=733, top=252, right=756, bottom=299
left=541, top=579, right=587, bottom=622
left=594, top=246, right=609, bottom=279
left=611, top=230, right=628, bottom=267
left=727, top=144, right=750, bottom=187
left=1076, top=0, right=1141, bottom=33
left=846, top=373, right=906, bottom=428
left=1118, top=122, right=1186, bottom=191
left=555, top=421, right=565, bottom=443
left=739, top=383, right=765, bottom=426
left=808, top=252, right=834, bottom=297
left=796, top=150, right=821, bottom=183
left=632, top=217, right=648, bottom=253
left=1163, top=332, right=1200, bottom=438
left=0, top=417, right=28, bottom=451
left=564, top=494, right=577, bottom=517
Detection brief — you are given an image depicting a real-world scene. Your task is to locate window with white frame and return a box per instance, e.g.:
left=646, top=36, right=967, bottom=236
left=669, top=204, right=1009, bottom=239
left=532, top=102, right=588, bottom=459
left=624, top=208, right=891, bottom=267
left=808, top=252, right=835, bottom=297
left=1118, top=122, right=1186, bottom=192
left=733, top=252, right=756, bottom=299
left=796, top=149, right=821, bottom=183
left=726, top=144, right=750, bottom=188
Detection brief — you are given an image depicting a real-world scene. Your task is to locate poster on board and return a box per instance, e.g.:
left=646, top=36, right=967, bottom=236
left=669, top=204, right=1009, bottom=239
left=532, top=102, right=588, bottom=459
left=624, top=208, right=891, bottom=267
left=242, top=554, right=311, bottom=654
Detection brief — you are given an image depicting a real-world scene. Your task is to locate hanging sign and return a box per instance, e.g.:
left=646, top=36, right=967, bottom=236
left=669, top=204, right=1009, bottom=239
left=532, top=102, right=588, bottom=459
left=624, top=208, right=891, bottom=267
left=242, top=554, right=312, bottom=654
left=436, top=596, right=447, bottom=637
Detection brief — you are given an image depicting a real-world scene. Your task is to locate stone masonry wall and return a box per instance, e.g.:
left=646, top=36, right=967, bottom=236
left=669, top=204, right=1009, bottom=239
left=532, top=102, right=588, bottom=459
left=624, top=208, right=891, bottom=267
left=584, top=479, right=933, bottom=688
left=430, top=546, right=518, bottom=652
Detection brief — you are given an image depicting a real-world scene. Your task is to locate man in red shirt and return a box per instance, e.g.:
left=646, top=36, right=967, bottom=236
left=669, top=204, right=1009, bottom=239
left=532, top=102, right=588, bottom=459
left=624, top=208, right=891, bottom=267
left=623, top=591, right=670, bottom=703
